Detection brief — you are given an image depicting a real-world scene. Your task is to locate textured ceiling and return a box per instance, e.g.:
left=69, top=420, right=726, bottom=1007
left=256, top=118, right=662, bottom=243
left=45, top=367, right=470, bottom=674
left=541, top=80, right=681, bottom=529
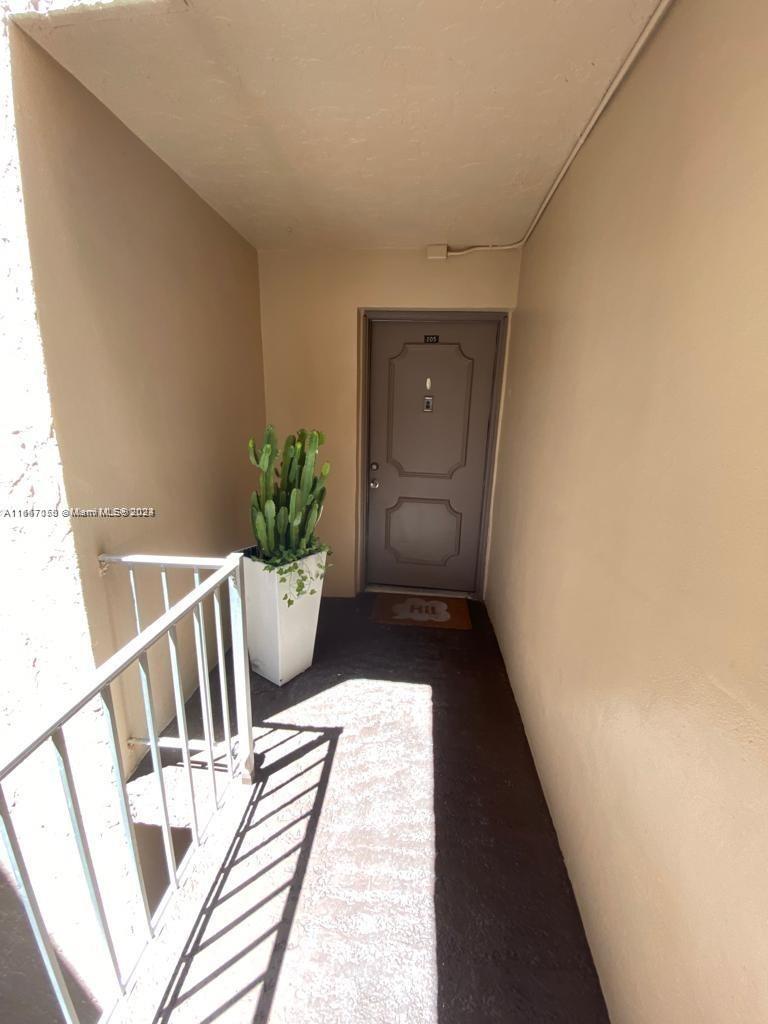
left=20, top=0, right=660, bottom=249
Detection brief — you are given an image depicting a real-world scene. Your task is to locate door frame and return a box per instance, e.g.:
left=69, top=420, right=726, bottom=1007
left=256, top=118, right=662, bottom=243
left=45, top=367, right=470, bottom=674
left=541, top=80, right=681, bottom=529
left=356, top=309, right=509, bottom=599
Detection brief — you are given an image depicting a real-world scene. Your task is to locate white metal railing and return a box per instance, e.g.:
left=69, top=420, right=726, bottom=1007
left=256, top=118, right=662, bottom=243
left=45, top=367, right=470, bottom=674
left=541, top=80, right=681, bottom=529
left=0, top=551, right=255, bottom=1024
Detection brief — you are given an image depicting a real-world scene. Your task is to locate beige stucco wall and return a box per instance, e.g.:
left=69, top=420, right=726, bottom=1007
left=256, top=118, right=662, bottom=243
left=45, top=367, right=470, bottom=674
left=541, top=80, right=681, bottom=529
left=11, top=28, right=265, bottom=750
left=485, top=0, right=768, bottom=1021
left=0, top=18, right=94, bottom=753
left=258, top=247, right=520, bottom=596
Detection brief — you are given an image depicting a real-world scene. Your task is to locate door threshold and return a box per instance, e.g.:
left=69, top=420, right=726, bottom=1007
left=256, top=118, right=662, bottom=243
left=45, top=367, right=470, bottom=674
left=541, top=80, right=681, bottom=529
left=365, top=584, right=477, bottom=600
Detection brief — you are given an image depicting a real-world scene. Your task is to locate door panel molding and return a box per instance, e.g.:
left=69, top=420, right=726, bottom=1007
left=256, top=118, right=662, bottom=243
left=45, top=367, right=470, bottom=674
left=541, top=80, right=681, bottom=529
left=385, top=496, right=462, bottom=566
left=386, top=342, right=475, bottom=479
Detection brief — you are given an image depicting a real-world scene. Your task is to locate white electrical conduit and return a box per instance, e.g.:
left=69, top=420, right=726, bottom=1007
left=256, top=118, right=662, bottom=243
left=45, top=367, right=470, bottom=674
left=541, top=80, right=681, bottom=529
left=445, top=0, right=678, bottom=257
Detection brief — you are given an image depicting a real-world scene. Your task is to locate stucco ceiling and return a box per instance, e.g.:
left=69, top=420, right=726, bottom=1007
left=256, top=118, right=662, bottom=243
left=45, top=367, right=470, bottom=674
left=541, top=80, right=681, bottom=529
left=20, top=0, right=660, bottom=249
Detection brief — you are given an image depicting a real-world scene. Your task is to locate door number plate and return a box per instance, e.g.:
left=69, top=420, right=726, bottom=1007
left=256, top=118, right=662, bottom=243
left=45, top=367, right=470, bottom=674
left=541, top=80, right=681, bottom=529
left=424, top=334, right=439, bottom=344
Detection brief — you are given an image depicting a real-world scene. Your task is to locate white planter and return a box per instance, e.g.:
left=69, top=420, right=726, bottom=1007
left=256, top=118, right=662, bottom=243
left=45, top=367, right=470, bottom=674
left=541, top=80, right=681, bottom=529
left=240, top=550, right=326, bottom=685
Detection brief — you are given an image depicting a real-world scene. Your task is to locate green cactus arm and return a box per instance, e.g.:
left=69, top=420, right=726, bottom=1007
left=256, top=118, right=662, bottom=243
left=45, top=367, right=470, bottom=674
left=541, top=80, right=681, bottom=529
left=276, top=506, right=289, bottom=546
left=256, top=430, right=279, bottom=502
left=264, top=424, right=278, bottom=454
left=288, top=442, right=302, bottom=486
left=289, top=487, right=306, bottom=524
left=265, top=454, right=278, bottom=502
left=302, top=503, right=319, bottom=547
left=308, top=461, right=330, bottom=499
left=280, top=446, right=294, bottom=491
left=289, top=512, right=302, bottom=549
left=300, top=431, right=319, bottom=503
left=254, top=509, right=270, bottom=554
left=257, top=443, right=272, bottom=473
left=280, top=436, right=296, bottom=491
left=248, top=438, right=260, bottom=466
left=264, top=499, right=276, bottom=551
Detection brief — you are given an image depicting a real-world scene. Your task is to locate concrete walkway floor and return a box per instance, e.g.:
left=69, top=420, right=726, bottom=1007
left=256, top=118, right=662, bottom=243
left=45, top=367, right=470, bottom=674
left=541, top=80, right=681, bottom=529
left=3, top=597, right=609, bottom=1024
left=139, top=595, right=609, bottom=1024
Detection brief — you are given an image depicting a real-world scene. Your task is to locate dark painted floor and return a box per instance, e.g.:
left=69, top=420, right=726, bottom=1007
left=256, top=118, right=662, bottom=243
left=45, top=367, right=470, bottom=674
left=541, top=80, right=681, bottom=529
left=245, top=596, right=610, bottom=1024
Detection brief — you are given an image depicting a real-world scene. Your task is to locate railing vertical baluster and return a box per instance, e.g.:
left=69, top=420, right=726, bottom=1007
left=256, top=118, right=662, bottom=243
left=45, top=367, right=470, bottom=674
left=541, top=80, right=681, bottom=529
left=129, top=569, right=177, bottom=886
left=0, top=784, right=81, bottom=1024
left=51, top=728, right=124, bottom=993
left=128, top=567, right=142, bottom=635
left=193, top=570, right=219, bottom=808
left=100, top=686, right=153, bottom=934
left=213, top=585, right=234, bottom=776
left=229, top=556, right=255, bottom=784
left=136, top=652, right=177, bottom=890
left=161, top=569, right=199, bottom=846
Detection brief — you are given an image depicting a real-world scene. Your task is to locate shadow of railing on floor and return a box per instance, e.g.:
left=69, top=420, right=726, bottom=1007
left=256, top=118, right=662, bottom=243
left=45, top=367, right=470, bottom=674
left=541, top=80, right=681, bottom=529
left=152, top=722, right=340, bottom=1024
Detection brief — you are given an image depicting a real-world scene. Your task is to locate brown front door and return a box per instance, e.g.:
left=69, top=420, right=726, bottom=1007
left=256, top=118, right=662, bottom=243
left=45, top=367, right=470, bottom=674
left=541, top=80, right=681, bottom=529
left=366, top=316, right=501, bottom=592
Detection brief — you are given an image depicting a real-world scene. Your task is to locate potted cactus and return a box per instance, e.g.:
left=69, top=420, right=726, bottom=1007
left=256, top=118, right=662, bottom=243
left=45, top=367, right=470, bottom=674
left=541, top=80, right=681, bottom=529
left=241, top=426, right=330, bottom=685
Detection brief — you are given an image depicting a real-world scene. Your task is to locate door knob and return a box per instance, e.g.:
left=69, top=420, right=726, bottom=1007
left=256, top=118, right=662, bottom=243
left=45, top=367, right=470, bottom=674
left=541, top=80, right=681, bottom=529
left=369, top=479, right=380, bottom=489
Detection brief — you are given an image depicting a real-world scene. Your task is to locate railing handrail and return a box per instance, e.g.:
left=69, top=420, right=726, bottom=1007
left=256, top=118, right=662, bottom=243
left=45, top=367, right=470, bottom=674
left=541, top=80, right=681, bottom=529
left=0, top=552, right=241, bottom=784
left=99, top=553, right=229, bottom=570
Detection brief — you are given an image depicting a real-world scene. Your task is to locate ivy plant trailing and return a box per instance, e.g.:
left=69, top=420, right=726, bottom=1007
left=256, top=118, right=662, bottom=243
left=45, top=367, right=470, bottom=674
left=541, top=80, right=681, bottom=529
left=248, top=425, right=331, bottom=607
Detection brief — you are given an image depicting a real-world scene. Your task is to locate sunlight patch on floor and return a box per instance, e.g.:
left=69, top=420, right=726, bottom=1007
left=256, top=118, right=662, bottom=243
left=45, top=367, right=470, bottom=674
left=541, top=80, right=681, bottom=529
left=149, top=677, right=437, bottom=1024
left=264, top=678, right=437, bottom=1024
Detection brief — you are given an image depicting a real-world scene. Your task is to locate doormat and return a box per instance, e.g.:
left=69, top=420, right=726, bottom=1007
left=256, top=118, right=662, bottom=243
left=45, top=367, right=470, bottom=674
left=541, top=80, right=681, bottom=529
left=372, top=593, right=472, bottom=630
